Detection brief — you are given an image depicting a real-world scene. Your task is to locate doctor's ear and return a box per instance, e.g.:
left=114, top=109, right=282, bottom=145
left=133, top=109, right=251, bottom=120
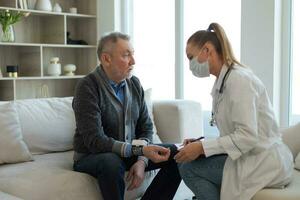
left=203, top=42, right=215, bottom=55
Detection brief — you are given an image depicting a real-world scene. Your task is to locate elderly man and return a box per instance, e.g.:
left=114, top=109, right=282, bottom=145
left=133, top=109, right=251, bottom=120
left=72, top=32, right=181, bottom=200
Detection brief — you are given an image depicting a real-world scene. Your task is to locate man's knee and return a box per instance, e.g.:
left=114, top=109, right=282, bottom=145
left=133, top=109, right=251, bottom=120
left=178, top=162, right=195, bottom=180
left=94, top=153, right=125, bottom=177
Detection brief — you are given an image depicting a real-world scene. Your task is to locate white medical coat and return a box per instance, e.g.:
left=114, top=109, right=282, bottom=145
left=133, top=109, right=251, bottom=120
left=202, top=65, right=294, bottom=200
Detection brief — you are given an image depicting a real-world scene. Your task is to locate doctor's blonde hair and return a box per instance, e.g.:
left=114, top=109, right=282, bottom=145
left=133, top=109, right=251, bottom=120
left=187, top=22, right=243, bottom=68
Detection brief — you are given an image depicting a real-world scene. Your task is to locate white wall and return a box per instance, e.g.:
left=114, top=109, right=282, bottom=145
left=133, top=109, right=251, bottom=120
left=98, top=0, right=290, bottom=126
left=241, top=0, right=283, bottom=122
left=97, top=0, right=121, bottom=37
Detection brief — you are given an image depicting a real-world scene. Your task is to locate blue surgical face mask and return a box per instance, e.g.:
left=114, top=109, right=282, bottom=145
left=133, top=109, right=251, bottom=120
left=189, top=57, right=210, bottom=78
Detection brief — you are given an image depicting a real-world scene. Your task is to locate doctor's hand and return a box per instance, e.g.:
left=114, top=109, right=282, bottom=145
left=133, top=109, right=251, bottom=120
left=174, top=141, right=204, bottom=163
left=182, top=138, right=198, bottom=146
left=182, top=136, right=205, bottom=146
left=143, top=145, right=170, bottom=163
left=126, top=160, right=146, bottom=191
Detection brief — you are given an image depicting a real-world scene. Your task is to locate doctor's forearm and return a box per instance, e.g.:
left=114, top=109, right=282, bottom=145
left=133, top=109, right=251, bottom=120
left=202, top=139, right=226, bottom=157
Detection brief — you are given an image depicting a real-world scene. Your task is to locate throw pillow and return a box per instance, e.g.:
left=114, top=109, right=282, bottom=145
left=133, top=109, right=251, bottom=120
left=0, top=102, right=33, bottom=164
left=144, top=88, right=162, bottom=144
left=15, top=97, right=75, bottom=154
left=295, top=152, right=300, bottom=170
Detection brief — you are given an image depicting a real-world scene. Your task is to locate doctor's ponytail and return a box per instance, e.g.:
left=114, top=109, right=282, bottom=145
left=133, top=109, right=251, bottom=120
left=187, top=22, right=243, bottom=68
left=207, top=23, right=243, bottom=67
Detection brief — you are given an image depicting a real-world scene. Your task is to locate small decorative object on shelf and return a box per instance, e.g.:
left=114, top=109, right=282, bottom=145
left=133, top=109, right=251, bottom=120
left=40, top=84, right=49, bottom=98
left=67, top=31, right=88, bottom=45
left=63, top=64, right=76, bottom=76
left=6, top=65, right=18, bottom=78
left=0, top=68, right=3, bottom=78
left=35, top=0, right=52, bottom=12
left=69, top=7, right=77, bottom=14
left=47, top=57, right=61, bottom=76
left=0, top=10, right=30, bottom=42
left=53, top=3, right=62, bottom=13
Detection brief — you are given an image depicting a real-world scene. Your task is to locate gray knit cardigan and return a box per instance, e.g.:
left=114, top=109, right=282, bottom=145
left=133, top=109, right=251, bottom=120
left=72, top=66, right=153, bottom=157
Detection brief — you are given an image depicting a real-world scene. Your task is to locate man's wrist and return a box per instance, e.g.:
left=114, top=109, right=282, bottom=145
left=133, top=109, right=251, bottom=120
left=131, top=139, right=148, bottom=156
left=137, top=156, right=148, bottom=167
left=132, top=145, right=144, bottom=156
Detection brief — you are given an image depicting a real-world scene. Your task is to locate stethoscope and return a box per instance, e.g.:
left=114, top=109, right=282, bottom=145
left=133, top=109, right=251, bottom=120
left=210, top=67, right=232, bottom=126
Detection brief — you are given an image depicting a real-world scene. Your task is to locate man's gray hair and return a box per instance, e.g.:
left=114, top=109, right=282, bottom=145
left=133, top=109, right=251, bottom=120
left=97, top=32, right=130, bottom=59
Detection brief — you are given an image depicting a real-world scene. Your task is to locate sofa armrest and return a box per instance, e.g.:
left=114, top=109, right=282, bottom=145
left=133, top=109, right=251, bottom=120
left=281, top=123, right=300, bottom=160
left=153, top=100, right=203, bottom=143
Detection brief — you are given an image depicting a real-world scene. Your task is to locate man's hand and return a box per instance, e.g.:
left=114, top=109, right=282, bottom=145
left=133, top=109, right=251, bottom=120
left=143, top=145, right=170, bottom=163
left=126, top=160, right=146, bottom=191
left=174, top=141, right=204, bottom=163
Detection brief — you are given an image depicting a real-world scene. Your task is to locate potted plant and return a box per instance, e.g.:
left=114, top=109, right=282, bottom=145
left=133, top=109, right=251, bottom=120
left=0, top=10, right=29, bottom=42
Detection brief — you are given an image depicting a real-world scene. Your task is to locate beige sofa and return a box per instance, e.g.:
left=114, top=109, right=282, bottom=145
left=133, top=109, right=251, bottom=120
left=253, top=123, right=300, bottom=200
left=0, top=97, right=202, bottom=200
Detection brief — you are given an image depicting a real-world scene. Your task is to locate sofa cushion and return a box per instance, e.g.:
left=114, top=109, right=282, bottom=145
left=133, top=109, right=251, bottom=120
left=295, top=152, right=300, bottom=170
left=0, top=191, right=23, bottom=200
left=0, top=169, right=102, bottom=200
left=0, top=151, right=156, bottom=200
left=15, top=97, right=75, bottom=154
left=281, top=123, right=300, bottom=160
left=252, top=170, right=300, bottom=200
left=0, top=102, right=32, bottom=164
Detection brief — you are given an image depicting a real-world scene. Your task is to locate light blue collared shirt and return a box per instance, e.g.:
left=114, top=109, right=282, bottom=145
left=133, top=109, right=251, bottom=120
left=109, top=79, right=126, bottom=105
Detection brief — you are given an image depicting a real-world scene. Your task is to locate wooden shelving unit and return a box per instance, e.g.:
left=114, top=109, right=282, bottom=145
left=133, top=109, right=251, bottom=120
left=0, top=0, right=98, bottom=100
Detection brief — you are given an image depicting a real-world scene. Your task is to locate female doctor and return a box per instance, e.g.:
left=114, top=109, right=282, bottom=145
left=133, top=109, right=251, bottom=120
left=174, top=22, right=294, bottom=200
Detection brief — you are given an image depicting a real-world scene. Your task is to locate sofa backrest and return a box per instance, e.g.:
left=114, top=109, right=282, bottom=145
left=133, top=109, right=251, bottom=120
left=14, top=97, right=75, bottom=154
left=281, top=123, right=300, bottom=160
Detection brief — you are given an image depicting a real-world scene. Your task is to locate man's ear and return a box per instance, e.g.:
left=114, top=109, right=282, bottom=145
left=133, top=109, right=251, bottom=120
left=100, top=53, right=111, bottom=66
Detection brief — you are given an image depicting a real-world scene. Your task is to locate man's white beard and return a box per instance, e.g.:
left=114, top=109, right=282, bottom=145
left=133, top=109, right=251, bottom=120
left=127, top=68, right=135, bottom=79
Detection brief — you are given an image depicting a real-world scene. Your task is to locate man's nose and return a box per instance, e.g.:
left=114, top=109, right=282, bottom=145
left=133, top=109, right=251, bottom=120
left=130, top=55, right=135, bottom=65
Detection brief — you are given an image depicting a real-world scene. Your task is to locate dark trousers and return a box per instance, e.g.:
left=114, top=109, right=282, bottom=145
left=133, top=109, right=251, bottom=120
left=73, top=144, right=181, bottom=200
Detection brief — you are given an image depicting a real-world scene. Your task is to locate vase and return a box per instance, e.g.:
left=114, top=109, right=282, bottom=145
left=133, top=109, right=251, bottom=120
left=35, top=0, right=52, bottom=11
left=47, top=57, right=61, bottom=76
left=1, top=25, right=15, bottom=42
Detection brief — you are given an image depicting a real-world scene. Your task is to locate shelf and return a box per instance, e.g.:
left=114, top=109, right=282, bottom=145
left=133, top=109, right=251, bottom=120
left=0, top=7, right=96, bottom=18
left=0, top=42, right=97, bottom=48
left=0, top=45, right=41, bottom=77
left=15, top=79, right=80, bottom=100
left=0, top=80, right=14, bottom=101
left=0, top=75, right=84, bottom=80
left=41, top=75, right=85, bottom=79
left=42, top=47, right=97, bottom=76
left=43, top=44, right=97, bottom=48
left=0, top=0, right=98, bottom=100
